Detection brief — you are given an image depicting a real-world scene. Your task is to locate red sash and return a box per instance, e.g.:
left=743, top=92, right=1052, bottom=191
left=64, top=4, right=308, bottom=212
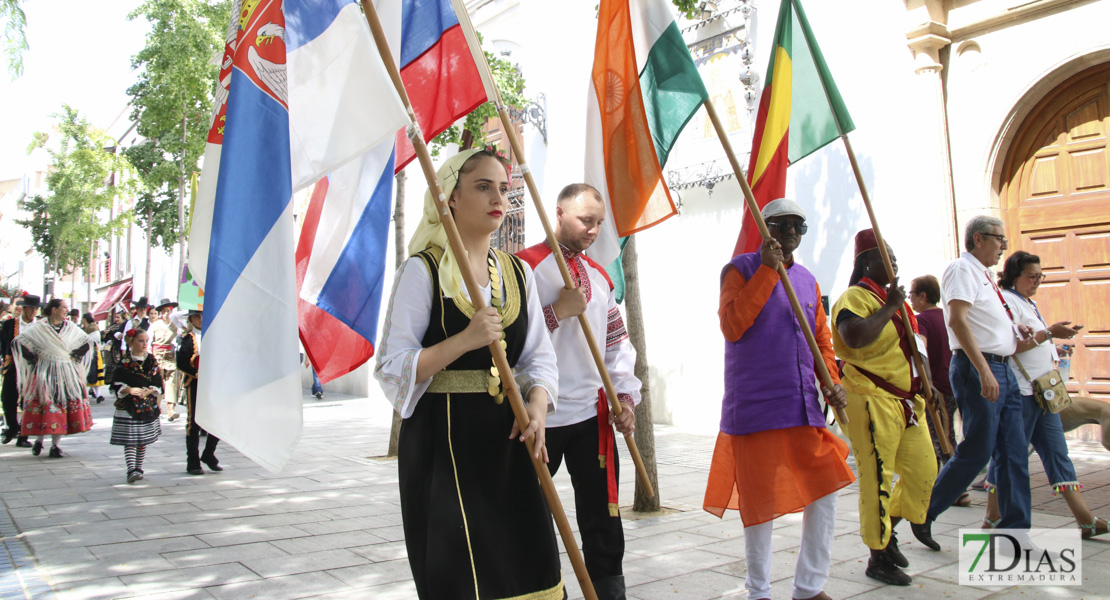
left=596, top=388, right=619, bottom=517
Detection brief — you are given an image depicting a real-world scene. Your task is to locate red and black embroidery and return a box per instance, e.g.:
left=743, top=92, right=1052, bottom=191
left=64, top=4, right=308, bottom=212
left=606, top=307, right=628, bottom=348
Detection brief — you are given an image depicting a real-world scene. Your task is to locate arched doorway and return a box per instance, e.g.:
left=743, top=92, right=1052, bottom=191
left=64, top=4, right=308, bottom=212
left=1000, top=62, right=1110, bottom=413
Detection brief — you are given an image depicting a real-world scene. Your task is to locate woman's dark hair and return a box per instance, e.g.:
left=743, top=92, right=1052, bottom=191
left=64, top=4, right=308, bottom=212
left=910, top=275, right=940, bottom=305
left=82, top=312, right=95, bottom=324
left=45, top=298, right=65, bottom=315
left=998, top=250, right=1040, bottom=289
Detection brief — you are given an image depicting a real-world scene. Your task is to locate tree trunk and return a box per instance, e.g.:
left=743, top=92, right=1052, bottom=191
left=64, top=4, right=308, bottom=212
left=144, top=208, right=153, bottom=298
left=178, top=111, right=188, bottom=282
left=87, top=242, right=94, bottom=311
left=387, top=170, right=407, bottom=458
left=621, top=235, right=660, bottom=512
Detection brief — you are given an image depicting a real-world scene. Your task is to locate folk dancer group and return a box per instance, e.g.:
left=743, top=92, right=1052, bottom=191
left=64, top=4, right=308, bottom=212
left=375, top=144, right=1101, bottom=600
left=0, top=292, right=217, bottom=484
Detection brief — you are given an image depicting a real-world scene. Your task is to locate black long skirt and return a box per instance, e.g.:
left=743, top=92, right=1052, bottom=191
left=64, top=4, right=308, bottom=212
left=399, top=391, right=564, bottom=600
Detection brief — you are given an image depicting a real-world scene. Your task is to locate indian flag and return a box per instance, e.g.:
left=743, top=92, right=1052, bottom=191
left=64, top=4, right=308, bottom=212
left=732, top=0, right=854, bottom=257
left=585, top=0, right=708, bottom=267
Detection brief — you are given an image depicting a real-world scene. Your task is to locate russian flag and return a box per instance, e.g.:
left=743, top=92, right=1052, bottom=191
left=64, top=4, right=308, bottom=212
left=390, top=0, right=486, bottom=172
left=189, top=0, right=407, bottom=472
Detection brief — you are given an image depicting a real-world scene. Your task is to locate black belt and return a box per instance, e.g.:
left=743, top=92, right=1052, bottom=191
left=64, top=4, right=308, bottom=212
left=955, top=349, right=1008, bottom=364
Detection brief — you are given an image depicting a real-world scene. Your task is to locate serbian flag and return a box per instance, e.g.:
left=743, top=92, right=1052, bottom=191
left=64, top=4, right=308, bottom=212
left=189, top=0, right=407, bottom=471
left=390, top=0, right=486, bottom=172
left=585, top=0, right=708, bottom=267
left=732, top=0, right=854, bottom=257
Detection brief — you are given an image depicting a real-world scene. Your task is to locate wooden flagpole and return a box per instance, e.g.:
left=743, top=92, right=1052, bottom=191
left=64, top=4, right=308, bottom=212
left=840, top=135, right=953, bottom=456
left=356, top=2, right=599, bottom=598
left=450, top=0, right=655, bottom=498
left=703, top=100, right=850, bottom=426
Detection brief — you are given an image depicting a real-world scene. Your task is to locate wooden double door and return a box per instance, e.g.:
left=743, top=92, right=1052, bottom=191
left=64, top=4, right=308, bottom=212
left=1001, top=62, right=1110, bottom=405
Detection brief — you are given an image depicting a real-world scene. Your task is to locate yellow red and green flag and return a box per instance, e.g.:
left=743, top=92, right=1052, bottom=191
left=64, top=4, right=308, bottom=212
left=585, top=0, right=709, bottom=267
left=733, top=0, right=854, bottom=257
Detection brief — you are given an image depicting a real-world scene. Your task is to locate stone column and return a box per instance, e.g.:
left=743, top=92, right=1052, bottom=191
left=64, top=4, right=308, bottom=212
left=907, top=25, right=960, bottom=260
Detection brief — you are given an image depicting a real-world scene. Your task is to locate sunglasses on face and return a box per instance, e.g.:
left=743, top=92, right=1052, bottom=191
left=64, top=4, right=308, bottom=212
left=767, top=220, right=808, bottom=235
left=980, top=232, right=1008, bottom=245
left=1022, top=273, right=1045, bottom=282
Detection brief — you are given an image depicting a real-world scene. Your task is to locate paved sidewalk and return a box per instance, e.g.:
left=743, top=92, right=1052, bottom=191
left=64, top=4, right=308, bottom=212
left=0, top=393, right=1108, bottom=599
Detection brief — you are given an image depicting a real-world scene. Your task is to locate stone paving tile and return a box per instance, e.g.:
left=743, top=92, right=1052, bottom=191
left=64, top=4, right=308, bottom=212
left=202, top=571, right=350, bottom=600
left=123, top=589, right=216, bottom=600
left=86, top=536, right=209, bottom=561
left=237, top=548, right=369, bottom=579
left=347, top=540, right=408, bottom=564
left=625, top=569, right=749, bottom=599
left=40, top=556, right=176, bottom=585
left=270, top=530, right=387, bottom=555
left=324, top=557, right=412, bottom=588
left=117, top=562, right=259, bottom=596
left=194, top=525, right=311, bottom=548
left=159, top=542, right=288, bottom=569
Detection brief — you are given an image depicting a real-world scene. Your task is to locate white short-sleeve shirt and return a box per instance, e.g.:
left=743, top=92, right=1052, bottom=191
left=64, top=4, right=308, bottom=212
left=941, top=252, right=1018, bottom=356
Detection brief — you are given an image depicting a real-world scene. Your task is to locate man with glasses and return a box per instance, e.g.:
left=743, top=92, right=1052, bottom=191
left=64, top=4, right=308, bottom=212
left=705, top=198, right=854, bottom=600
left=911, top=215, right=1032, bottom=550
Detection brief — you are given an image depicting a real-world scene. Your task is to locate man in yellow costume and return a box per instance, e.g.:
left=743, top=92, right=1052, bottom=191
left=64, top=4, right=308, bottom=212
left=832, top=229, right=938, bottom=586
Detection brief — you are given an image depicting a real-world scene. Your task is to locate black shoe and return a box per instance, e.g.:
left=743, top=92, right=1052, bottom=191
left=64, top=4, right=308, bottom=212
left=592, top=575, right=626, bottom=600
left=96, top=396, right=104, bottom=404
left=15, top=437, right=31, bottom=448
left=912, top=521, right=940, bottom=551
left=886, top=533, right=909, bottom=569
left=201, top=454, right=222, bottom=472
left=31, top=440, right=42, bottom=456
left=48, top=446, right=63, bottom=458
left=1, top=429, right=14, bottom=444
left=866, top=553, right=912, bottom=586
left=127, top=470, right=141, bottom=483
left=187, top=466, right=205, bottom=475
left=314, top=392, right=323, bottom=399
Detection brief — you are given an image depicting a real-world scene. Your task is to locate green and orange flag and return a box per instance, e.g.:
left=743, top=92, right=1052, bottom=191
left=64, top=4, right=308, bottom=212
left=733, top=0, right=854, bottom=256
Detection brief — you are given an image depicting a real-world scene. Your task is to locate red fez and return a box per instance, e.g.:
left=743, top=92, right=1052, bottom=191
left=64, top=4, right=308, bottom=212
left=854, top=229, right=879, bottom=258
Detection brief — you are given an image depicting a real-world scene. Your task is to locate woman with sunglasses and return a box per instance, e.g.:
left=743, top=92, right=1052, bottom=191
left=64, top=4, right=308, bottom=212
left=978, top=251, right=1104, bottom=537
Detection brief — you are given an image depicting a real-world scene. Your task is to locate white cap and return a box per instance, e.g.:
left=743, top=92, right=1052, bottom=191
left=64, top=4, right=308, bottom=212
left=761, top=198, right=806, bottom=220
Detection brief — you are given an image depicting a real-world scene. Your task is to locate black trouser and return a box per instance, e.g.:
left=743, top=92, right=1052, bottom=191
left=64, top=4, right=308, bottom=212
left=185, top=384, right=219, bottom=468
left=2, top=368, right=20, bottom=437
left=546, top=416, right=626, bottom=600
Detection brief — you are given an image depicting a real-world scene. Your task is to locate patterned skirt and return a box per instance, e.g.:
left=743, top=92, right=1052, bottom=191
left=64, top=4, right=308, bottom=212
left=110, top=410, right=161, bottom=446
left=21, top=394, right=93, bottom=437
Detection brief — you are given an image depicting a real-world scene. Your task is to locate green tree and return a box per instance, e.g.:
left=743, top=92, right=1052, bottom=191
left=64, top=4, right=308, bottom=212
left=1, top=0, right=27, bottom=78
left=125, top=0, right=229, bottom=257
left=17, top=106, right=134, bottom=290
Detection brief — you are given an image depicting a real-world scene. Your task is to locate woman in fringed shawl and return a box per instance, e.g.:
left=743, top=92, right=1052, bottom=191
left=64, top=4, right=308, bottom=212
left=12, top=298, right=94, bottom=458
left=110, top=328, right=163, bottom=483
left=374, top=148, right=564, bottom=600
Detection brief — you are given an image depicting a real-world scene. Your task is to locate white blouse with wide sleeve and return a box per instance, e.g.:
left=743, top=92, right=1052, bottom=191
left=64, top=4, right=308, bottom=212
left=374, top=253, right=559, bottom=419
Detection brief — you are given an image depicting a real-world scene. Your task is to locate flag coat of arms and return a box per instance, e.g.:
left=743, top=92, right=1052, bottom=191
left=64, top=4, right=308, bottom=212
left=585, top=0, right=708, bottom=267
left=189, top=0, right=407, bottom=471
left=732, top=0, right=854, bottom=257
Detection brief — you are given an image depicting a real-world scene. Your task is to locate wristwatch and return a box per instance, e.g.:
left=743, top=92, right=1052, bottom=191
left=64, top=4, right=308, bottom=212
left=1042, top=329, right=1053, bottom=343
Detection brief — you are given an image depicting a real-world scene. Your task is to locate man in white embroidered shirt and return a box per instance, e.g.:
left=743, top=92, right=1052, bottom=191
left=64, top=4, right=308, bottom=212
left=517, top=183, right=641, bottom=600
left=912, top=215, right=1032, bottom=551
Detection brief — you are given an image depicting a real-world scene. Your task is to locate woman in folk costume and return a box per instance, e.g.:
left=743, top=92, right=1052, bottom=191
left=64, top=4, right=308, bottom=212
left=81, top=313, right=106, bottom=403
left=12, top=298, right=94, bottom=458
left=110, top=328, right=163, bottom=483
left=704, top=199, right=855, bottom=600
left=374, top=148, right=563, bottom=599
left=831, top=230, right=938, bottom=586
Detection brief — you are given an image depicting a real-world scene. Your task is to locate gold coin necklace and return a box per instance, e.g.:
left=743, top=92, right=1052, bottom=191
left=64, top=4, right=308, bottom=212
left=486, top=252, right=509, bottom=404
